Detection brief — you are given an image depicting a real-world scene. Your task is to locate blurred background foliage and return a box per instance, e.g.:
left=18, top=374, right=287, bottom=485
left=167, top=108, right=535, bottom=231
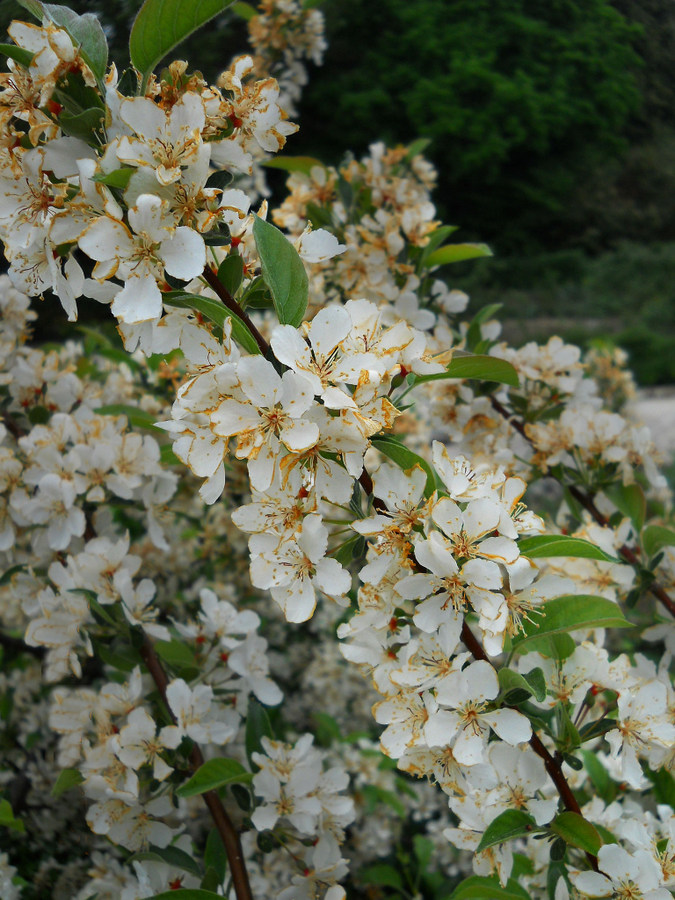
left=0, top=0, right=673, bottom=384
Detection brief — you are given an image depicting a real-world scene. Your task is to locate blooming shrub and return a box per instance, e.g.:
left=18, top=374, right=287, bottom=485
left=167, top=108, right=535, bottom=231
left=0, top=2, right=674, bottom=899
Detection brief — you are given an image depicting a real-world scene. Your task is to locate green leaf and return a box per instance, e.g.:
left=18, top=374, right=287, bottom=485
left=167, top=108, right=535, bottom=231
left=149, top=891, right=223, bottom=900
left=130, top=845, right=201, bottom=878
left=551, top=812, right=602, bottom=856
left=425, top=242, right=493, bottom=268
left=262, top=156, right=326, bottom=176
left=371, top=435, right=438, bottom=498
left=604, top=482, right=646, bottom=532
left=515, top=632, right=575, bottom=660
left=95, top=404, right=160, bottom=431
left=645, top=768, right=675, bottom=810
left=177, top=758, right=252, bottom=798
left=642, top=525, right=675, bottom=560
left=0, top=798, right=24, bottom=833
left=130, top=0, right=234, bottom=79
left=412, top=352, right=519, bottom=387
left=581, top=750, right=611, bottom=800
left=476, top=809, right=537, bottom=853
left=498, top=667, right=547, bottom=703
left=217, top=254, right=244, bottom=297
left=92, top=168, right=135, bottom=190
left=413, top=834, right=435, bottom=870
left=231, top=1, right=256, bottom=20
left=204, top=828, right=227, bottom=883
left=0, top=43, right=33, bottom=67
left=404, top=137, right=432, bottom=160
left=518, top=535, right=621, bottom=563
left=449, top=875, right=531, bottom=899
left=154, top=639, right=197, bottom=670
left=51, top=767, right=84, bottom=798
left=245, top=698, right=273, bottom=766
left=0, top=565, right=26, bottom=586
left=59, top=107, right=105, bottom=142
left=18, top=2, right=108, bottom=82
left=359, top=864, right=403, bottom=890
left=511, top=595, right=631, bottom=653
left=163, top=291, right=261, bottom=355
left=253, top=216, right=308, bottom=327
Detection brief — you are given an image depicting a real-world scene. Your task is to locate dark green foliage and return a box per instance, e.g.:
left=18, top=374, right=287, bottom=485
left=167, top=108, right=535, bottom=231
left=293, top=0, right=642, bottom=251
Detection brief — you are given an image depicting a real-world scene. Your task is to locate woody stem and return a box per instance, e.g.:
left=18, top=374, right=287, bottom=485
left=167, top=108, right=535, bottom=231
left=489, top=395, right=675, bottom=619
left=139, top=636, right=254, bottom=900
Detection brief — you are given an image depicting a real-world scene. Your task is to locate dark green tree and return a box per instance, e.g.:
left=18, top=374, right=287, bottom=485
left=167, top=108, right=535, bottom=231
left=292, top=0, right=642, bottom=252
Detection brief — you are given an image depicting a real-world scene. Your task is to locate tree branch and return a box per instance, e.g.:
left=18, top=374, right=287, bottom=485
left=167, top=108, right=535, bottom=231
left=489, top=395, right=675, bottom=619
left=139, top=636, right=254, bottom=900
left=460, top=620, right=598, bottom=870
left=202, top=265, right=270, bottom=357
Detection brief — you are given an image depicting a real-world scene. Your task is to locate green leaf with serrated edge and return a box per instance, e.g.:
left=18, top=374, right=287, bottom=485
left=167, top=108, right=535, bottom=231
left=412, top=352, right=519, bottom=388
left=51, top=768, right=84, bottom=798
left=370, top=435, right=438, bottom=498
left=149, top=891, right=223, bottom=900
left=359, top=864, right=402, bottom=890
left=642, top=525, right=675, bottom=560
left=551, top=812, right=603, bottom=855
left=130, top=845, right=201, bottom=878
left=253, top=216, right=308, bottom=327
left=425, top=242, right=493, bottom=268
left=0, top=43, right=33, bottom=67
left=18, top=2, right=108, bottom=82
left=245, top=698, right=273, bottom=766
left=163, top=291, right=261, bottom=355
left=92, top=168, right=135, bottom=190
left=0, top=799, right=24, bottom=833
left=449, top=874, right=531, bottom=899
left=262, top=156, right=326, bottom=176
left=217, top=254, right=244, bottom=297
left=605, top=482, right=646, bottom=532
left=95, top=404, right=160, bottom=431
left=475, top=809, right=537, bottom=853
left=177, top=758, right=252, bottom=798
left=154, top=640, right=196, bottom=670
left=511, top=595, right=631, bottom=654
left=518, top=535, right=621, bottom=563
left=231, top=1, right=256, bottom=20
left=130, top=0, right=234, bottom=80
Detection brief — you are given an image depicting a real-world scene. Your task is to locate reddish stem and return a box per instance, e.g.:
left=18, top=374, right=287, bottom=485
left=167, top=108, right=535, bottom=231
left=489, top=395, right=675, bottom=619
left=140, top=637, right=254, bottom=900
left=202, top=265, right=269, bottom=357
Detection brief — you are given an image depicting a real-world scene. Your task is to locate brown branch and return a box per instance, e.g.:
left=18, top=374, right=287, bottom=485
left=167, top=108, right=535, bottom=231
left=140, top=636, right=254, bottom=900
left=489, top=395, right=675, bottom=620
left=202, top=265, right=269, bottom=357
left=460, top=620, right=598, bottom=870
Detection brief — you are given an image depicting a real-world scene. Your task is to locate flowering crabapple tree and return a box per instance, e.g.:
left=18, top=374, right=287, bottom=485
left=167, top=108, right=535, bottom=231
left=0, top=0, right=674, bottom=899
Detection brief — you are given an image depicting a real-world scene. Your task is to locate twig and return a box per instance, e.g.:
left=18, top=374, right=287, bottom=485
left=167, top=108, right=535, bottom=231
left=460, top=620, right=598, bottom=870
left=139, top=636, right=254, bottom=900
left=202, top=265, right=269, bottom=357
left=489, top=395, right=675, bottom=619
